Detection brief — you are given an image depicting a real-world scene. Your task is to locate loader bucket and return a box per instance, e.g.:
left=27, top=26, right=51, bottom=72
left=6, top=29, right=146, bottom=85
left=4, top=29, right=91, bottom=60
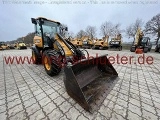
left=63, top=55, right=119, bottom=112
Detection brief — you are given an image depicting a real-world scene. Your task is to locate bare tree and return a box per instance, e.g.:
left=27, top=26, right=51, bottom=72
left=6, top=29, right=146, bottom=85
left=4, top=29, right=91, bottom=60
left=126, top=24, right=135, bottom=39
left=134, top=19, right=144, bottom=32
left=100, top=21, right=123, bottom=38
left=125, top=18, right=144, bottom=39
left=85, top=26, right=97, bottom=39
left=68, top=31, right=75, bottom=38
left=100, top=21, right=113, bottom=37
left=76, top=30, right=87, bottom=39
left=112, top=23, right=124, bottom=37
left=144, top=13, right=160, bottom=44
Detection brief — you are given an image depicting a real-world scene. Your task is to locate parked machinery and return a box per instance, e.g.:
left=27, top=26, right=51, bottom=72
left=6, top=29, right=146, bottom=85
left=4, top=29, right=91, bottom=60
left=109, top=34, right=122, bottom=51
left=130, top=28, right=152, bottom=53
left=82, top=36, right=94, bottom=49
left=15, top=41, right=27, bottom=49
left=92, top=36, right=109, bottom=50
left=0, top=42, right=10, bottom=50
left=70, top=38, right=83, bottom=48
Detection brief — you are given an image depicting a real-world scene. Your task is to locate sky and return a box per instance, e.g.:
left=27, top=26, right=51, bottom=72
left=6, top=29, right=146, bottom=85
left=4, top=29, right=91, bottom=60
left=0, top=0, right=160, bottom=42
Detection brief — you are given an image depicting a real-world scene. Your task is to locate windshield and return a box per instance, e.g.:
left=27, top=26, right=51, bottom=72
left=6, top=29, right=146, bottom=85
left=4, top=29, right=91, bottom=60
left=83, top=41, right=88, bottom=44
left=18, top=41, right=24, bottom=44
left=111, top=38, right=116, bottom=41
left=141, top=37, right=148, bottom=43
left=0, top=42, right=5, bottom=45
left=42, top=20, right=60, bottom=35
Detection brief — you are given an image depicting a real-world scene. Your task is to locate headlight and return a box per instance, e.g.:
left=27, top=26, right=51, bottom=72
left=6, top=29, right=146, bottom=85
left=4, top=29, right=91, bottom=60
left=115, top=42, right=119, bottom=44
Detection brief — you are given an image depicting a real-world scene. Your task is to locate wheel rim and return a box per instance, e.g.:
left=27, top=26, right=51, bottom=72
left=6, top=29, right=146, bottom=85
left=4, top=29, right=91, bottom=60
left=44, top=56, right=51, bottom=71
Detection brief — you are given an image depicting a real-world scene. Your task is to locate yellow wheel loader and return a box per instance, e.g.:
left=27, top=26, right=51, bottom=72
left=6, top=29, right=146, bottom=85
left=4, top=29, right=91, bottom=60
left=31, top=17, right=118, bottom=112
left=15, top=41, right=27, bottom=49
left=92, top=36, right=109, bottom=50
left=0, top=42, right=10, bottom=50
left=109, top=34, right=122, bottom=51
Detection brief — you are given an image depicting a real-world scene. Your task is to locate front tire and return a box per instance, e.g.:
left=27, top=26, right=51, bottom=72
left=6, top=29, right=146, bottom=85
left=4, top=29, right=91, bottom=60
left=130, top=47, right=135, bottom=52
left=155, top=46, right=158, bottom=52
left=99, top=47, right=103, bottom=50
left=32, top=50, right=39, bottom=64
left=43, top=50, right=62, bottom=76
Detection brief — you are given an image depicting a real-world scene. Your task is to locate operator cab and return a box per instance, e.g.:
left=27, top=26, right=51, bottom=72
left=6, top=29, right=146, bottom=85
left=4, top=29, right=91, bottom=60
left=140, top=37, right=152, bottom=50
left=31, top=17, right=67, bottom=48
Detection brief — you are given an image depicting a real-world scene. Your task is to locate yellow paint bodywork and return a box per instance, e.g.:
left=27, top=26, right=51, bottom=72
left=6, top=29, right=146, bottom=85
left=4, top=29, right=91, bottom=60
left=17, top=43, right=26, bottom=47
left=1, top=45, right=9, bottom=50
left=94, top=36, right=109, bottom=48
left=33, top=34, right=73, bottom=57
left=87, top=39, right=94, bottom=45
left=94, top=39, right=104, bottom=46
left=33, top=36, right=43, bottom=48
left=54, top=34, right=73, bottom=56
left=82, top=36, right=94, bottom=46
left=44, top=56, right=51, bottom=70
left=0, top=42, right=9, bottom=50
left=33, top=17, right=73, bottom=57
left=134, top=28, right=144, bottom=45
left=71, top=38, right=82, bottom=47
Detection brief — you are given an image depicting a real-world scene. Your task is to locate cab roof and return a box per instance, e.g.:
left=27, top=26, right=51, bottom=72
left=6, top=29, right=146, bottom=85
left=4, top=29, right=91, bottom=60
left=36, top=17, right=61, bottom=24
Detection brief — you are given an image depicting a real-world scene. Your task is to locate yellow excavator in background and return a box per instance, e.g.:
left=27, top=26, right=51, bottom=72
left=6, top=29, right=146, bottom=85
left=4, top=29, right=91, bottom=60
left=109, top=34, right=122, bottom=51
left=82, top=36, right=94, bottom=49
left=70, top=38, right=83, bottom=48
left=31, top=17, right=118, bottom=112
left=92, top=35, right=109, bottom=50
left=130, top=28, right=152, bottom=53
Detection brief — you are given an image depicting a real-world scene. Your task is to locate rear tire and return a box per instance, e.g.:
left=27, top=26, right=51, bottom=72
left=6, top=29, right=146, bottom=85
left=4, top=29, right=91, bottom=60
left=159, top=48, right=160, bottom=53
left=148, top=48, right=151, bottom=52
left=143, top=47, right=148, bottom=53
left=43, top=50, right=62, bottom=76
left=119, top=46, right=122, bottom=51
left=155, top=46, right=158, bottom=52
left=130, top=47, right=135, bottom=52
left=92, top=46, right=95, bottom=49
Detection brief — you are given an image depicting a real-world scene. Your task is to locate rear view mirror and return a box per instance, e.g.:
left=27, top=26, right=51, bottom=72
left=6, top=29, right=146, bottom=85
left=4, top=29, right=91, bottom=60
left=31, top=18, right=37, bottom=25
left=65, top=27, right=68, bottom=31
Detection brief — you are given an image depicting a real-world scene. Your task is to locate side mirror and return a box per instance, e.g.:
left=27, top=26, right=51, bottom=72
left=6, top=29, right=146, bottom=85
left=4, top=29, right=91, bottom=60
left=31, top=18, right=37, bottom=25
left=65, top=27, right=68, bottom=31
